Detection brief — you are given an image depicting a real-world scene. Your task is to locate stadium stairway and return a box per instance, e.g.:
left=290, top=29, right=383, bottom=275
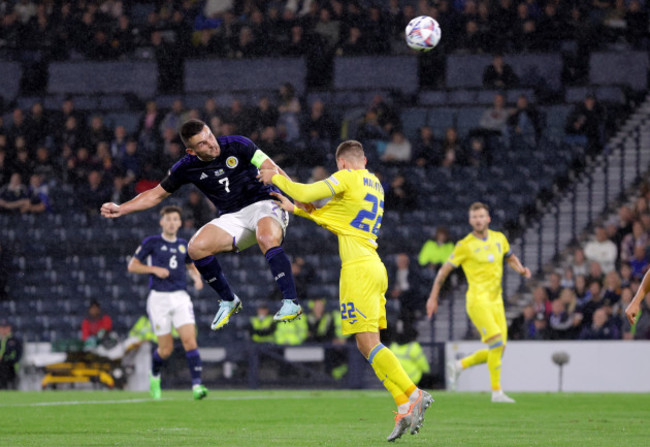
left=505, top=92, right=650, bottom=301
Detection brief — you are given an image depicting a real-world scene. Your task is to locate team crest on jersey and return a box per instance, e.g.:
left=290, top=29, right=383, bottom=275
left=226, top=156, right=239, bottom=168
left=488, top=253, right=495, bottom=263
left=179, top=245, right=186, bottom=253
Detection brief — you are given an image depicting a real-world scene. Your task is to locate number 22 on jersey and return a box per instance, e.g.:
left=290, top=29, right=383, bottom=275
left=349, top=193, right=384, bottom=236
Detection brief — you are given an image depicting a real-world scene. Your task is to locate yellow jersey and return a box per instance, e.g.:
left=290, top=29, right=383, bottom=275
left=273, top=169, right=384, bottom=264
left=448, top=229, right=511, bottom=306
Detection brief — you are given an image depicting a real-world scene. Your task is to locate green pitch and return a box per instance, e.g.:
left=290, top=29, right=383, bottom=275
left=1, top=390, right=649, bottom=446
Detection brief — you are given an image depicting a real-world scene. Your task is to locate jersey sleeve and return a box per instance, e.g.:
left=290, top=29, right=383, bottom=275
left=448, top=241, right=467, bottom=267
left=160, top=165, right=186, bottom=193
left=501, top=233, right=512, bottom=258
left=134, top=237, right=154, bottom=263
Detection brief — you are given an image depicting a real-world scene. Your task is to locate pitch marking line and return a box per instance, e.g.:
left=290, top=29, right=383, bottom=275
left=0, top=392, right=386, bottom=408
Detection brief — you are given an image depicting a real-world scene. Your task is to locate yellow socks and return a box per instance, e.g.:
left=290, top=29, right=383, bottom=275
left=460, top=348, right=488, bottom=369
left=487, top=339, right=505, bottom=391
left=368, top=343, right=417, bottom=406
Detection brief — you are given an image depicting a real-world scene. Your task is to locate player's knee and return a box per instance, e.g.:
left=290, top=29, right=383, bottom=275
left=257, top=235, right=281, bottom=253
left=158, top=345, right=173, bottom=358
left=181, top=338, right=197, bottom=352
left=487, top=333, right=504, bottom=349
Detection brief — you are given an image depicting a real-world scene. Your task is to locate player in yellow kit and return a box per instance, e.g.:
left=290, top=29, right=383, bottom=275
left=258, top=140, right=433, bottom=442
left=426, top=202, right=531, bottom=403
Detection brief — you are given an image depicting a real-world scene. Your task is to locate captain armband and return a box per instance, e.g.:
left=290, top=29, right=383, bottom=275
left=251, top=149, right=270, bottom=168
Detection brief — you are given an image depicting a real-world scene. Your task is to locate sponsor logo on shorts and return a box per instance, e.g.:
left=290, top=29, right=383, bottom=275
left=226, top=156, right=239, bottom=168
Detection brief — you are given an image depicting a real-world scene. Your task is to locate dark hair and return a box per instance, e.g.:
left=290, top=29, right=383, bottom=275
left=335, top=140, right=365, bottom=160
left=179, top=119, right=207, bottom=146
left=160, top=205, right=183, bottom=219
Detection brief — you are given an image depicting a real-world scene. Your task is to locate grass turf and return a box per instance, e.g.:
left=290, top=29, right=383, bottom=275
left=0, top=390, right=649, bottom=446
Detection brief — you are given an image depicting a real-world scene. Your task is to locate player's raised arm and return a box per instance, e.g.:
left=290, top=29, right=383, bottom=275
left=626, top=268, right=650, bottom=324
left=426, top=261, right=455, bottom=318
left=100, top=184, right=171, bottom=218
left=506, top=253, right=531, bottom=278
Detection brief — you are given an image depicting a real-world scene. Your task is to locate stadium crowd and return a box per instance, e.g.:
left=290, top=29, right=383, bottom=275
left=0, top=0, right=648, bottom=350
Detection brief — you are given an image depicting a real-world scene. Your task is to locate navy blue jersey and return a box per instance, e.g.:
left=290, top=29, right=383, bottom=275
left=160, top=135, right=278, bottom=215
left=133, top=235, right=192, bottom=292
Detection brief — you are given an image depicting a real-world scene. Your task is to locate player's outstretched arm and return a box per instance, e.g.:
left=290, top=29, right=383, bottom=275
left=626, top=268, right=650, bottom=325
left=426, top=262, right=455, bottom=319
left=506, top=253, right=531, bottom=278
left=101, top=185, right=171, bottom=218
left=128, top=256, right=169, bottom=279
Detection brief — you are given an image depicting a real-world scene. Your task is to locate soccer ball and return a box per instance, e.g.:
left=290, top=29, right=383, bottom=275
left=405, top=16, right=441, bottom=52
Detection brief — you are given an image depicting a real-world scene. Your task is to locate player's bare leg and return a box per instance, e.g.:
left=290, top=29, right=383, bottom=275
left=256, top=217, right=302, bottom=321
left=189, top=224, right=241, bottom=330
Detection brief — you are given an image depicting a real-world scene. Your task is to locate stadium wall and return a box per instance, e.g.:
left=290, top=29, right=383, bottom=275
left=446, top=341, right=650, bottom=393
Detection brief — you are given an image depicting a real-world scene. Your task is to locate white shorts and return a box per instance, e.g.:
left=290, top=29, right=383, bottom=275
left=146, top=290, right=196, bottom=336
left=209, top=199, right=289, bottom=251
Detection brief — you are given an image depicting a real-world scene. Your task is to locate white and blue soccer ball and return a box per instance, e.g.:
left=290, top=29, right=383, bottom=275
left=405, top=16, right=441, bottom=52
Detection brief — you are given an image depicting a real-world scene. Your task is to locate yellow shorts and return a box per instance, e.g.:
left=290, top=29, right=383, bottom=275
left=339, top=257, right=388, bottom=335
left=466, top=300, right=507, bottom=343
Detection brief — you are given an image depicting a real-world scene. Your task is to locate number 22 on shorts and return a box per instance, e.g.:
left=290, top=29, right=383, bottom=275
left=340, top=302, right=357, bottom=324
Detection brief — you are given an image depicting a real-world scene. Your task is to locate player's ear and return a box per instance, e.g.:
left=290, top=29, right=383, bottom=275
left=185, top=147, right=195, bottom=155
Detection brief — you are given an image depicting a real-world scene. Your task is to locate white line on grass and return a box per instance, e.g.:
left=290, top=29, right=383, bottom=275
left=1, top=391, right=387, bottom=408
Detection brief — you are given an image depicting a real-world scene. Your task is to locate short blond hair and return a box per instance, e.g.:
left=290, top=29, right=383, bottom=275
left=469, top=202, right=489, bottom=212
left=335, top=140, right=365, bottom=160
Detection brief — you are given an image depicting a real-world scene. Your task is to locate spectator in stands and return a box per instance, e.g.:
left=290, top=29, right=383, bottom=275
left=413, top=126, right=440, bottom=168
left=482, top=53, right=519, bottom=89
left=277, top=82, right=302, bottom=143
left=33, top=146, right=56, bottom=184
left=579, top=307, right=620, bottom=340
left=389, top=253, right=423, bottom=335
left=183, top=189, right=216, bottom=230
left=548, top=298, right=579, bottom=340
left=302, top=99, right=336, bottom=165
left=306, top=298, right=336, bottom=343
left=81, top=300, right=113, bottom=343
left=385, top=172, right=418, bottom=213
left=564, top=94, right=606, bottom=157
left=573, top=274, right=589, bottom=303
left=532, top=285, right=551, bottom=319
left=584, top=225, right=618, bottom=273
left=87, top=115, right=111, bottom=150
left=25, top=173, right=49, bottom=213
left=336, top=25, right=366, bottom=56
left=579, top=279, right=604, bottom=327
left=613, top=204, right=635, bottom=247
left=28, top=102, right=49, bottom=148
left=160, top=99, right=188, bottom=139
left=418, top=226, right=454, bottom=272
left=545, top=271, right=563, bottom=302
left=0, top=173, right=29, bottom=214
left=11, top=144, right=34, bottom=182
left=587, top=260, right=605, bottom=286
left=381, top=130, right=412, bottom=165
left=602, top=270, right=622, bottom=307
left=570, top=247, right=589, bottom=277
left=0, top=149, right=10, bottom=188
left=620, top=220, right=648, bottom=264
left=508, top=304, right=536, bottom=340
left=625, top=0, right=648, bottom=49
left=248, top=303, right=276, bottom=344
left=530, top=311, right=549, bottom=340
left=457, top=19, right=487, bottom=53
left=0, top=318, right=22, bottom=390
left=390, top=328, right=430, bottom=386
left=151, top=30, right=184, bottom=93
left=460, top=135, right=490, bottom=167
left=78, top=170, right=112, bottom=216
left=507, top=94, right=541, bottom=147
left=252, top=96, right=279, bottom=136
left=613, top=287, right=635, bottom=339
left=629, top=245, right=649, bottom=280
left=560, top=267, right=575, bottom=289
left=478, top=92, right=511, bottom=138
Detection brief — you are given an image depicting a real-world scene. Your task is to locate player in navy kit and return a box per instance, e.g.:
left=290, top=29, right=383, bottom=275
left=101, top=119, right=302, bottom=331
left=128, top=205, right=207, bottom=400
